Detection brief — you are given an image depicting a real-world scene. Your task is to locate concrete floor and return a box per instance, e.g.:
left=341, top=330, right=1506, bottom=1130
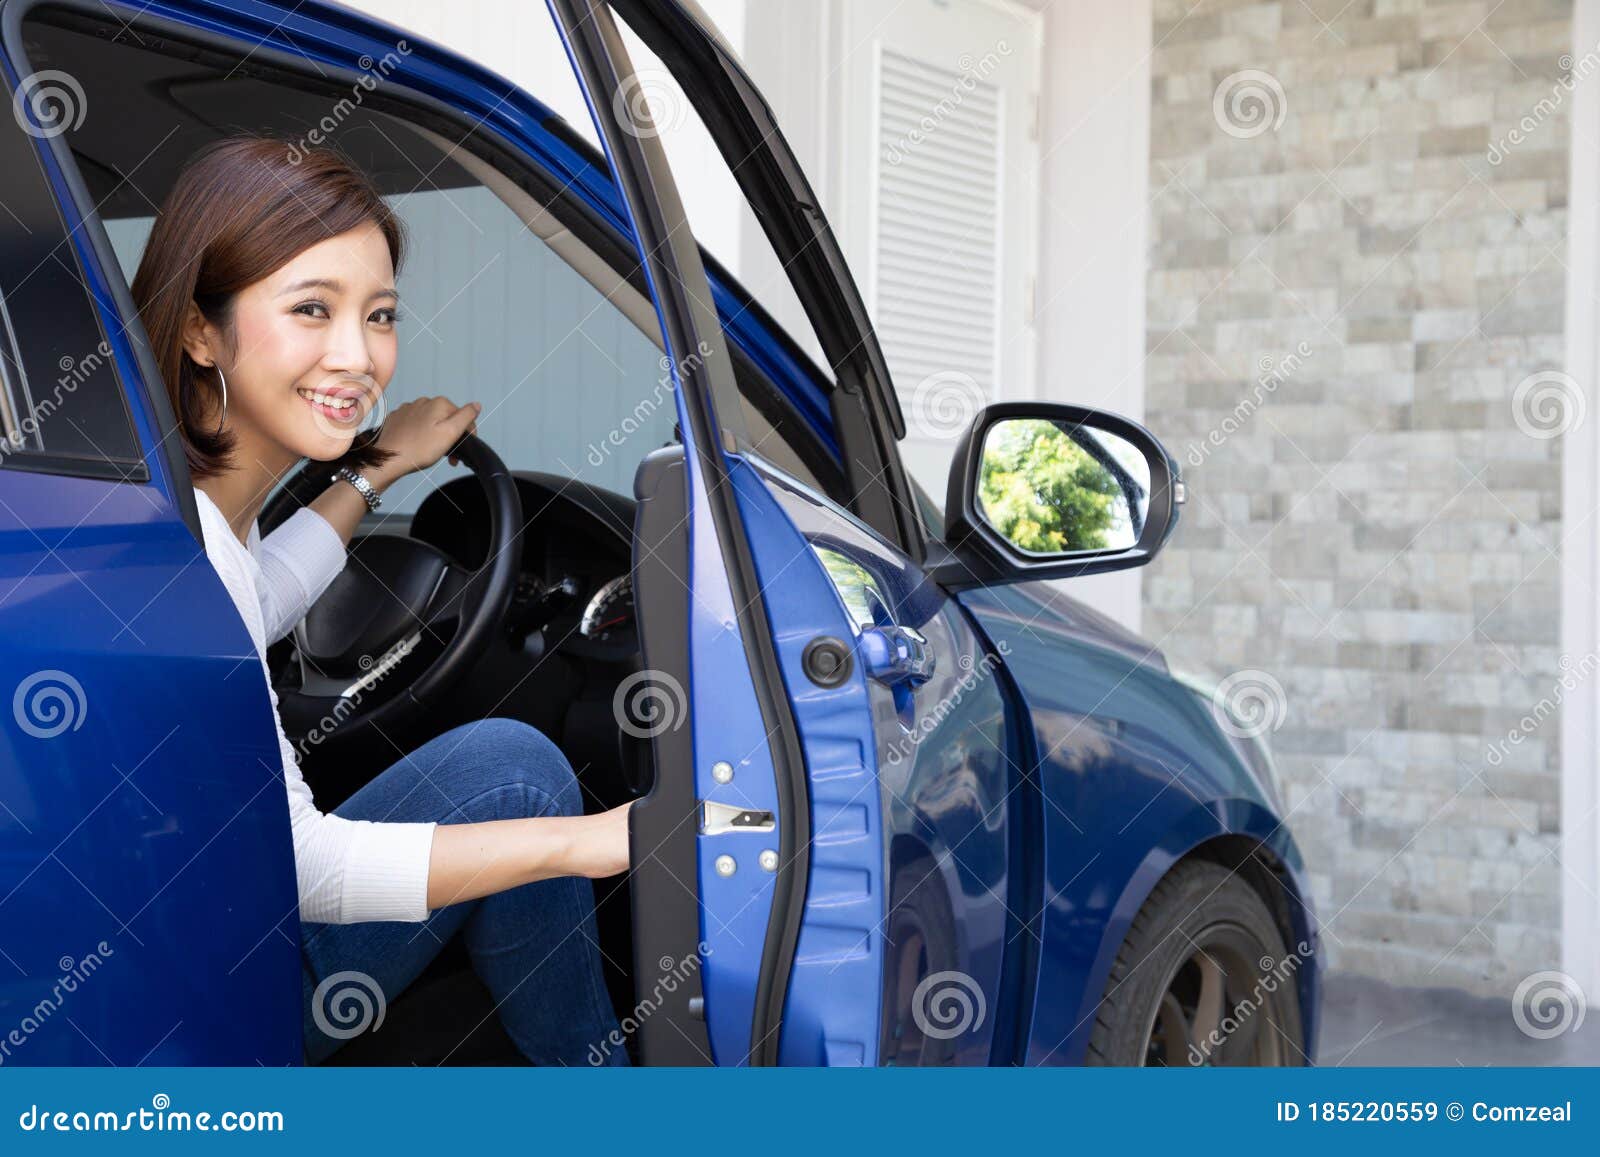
left=1315, top=971, right=1600, bottom=1066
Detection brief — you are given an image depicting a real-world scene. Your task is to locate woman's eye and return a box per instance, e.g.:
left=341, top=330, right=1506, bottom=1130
left=292, top=301, right=329, bottom=319
left=371, top=308, right=400, bottom=326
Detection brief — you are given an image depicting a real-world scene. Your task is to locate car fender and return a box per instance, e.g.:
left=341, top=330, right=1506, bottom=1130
left=1061, top=796, right=1322, bottom=1066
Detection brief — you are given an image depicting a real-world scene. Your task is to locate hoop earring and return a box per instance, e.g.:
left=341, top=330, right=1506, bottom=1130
left=213, top=363, right=228, bottom=437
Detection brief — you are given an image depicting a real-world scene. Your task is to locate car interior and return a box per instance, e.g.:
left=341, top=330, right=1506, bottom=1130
left=17, top=3, right=856, bottom=1062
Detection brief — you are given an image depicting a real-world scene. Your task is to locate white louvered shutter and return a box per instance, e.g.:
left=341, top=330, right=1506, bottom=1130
left=873, top=45, right=1003, bottom=434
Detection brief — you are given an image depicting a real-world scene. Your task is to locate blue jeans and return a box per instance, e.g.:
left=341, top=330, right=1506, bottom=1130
left=299, top=717, right=628, bottom=1066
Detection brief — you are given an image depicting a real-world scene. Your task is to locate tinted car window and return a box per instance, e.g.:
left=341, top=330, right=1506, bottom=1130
left=0, top=97, right=142, bottom=479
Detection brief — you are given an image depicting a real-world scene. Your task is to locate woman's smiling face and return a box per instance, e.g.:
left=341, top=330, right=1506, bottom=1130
left=184, top=222, right=400, bottom=465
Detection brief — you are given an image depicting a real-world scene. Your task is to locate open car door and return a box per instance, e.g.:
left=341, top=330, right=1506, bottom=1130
left=552, top=0, right=1027, bottom=1068
left=550, top=0, right=817, bottom=1066
left=550, top=0, right=928, bottom=1067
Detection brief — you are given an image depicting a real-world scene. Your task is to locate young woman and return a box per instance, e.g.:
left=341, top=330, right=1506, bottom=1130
left=130, top=134, right=632, bottom=1065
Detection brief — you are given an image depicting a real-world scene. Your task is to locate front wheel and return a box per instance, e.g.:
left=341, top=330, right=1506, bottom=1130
left=1086, top=859, right=1308, bottom=1066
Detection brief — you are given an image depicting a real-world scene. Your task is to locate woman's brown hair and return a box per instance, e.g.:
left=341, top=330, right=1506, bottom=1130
left=130, top=133, right=405, bottom=480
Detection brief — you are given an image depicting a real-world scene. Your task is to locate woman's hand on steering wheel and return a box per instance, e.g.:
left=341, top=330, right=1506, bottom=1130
left=371, top=395, right=483, bottom=485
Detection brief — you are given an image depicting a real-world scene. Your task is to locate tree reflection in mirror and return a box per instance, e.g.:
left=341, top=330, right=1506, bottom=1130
left=977, top=419, right=1151, bottom=556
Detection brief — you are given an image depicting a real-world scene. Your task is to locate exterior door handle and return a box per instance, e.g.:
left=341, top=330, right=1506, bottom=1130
left=859, top=624, right=935, bottom=688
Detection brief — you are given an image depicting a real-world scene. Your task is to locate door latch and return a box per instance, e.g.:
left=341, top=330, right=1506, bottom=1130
left=700, top=800, right=776, bottom=835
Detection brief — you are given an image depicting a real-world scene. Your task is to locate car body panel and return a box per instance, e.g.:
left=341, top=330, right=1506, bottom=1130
left=724, top=457, right=886, bottom=1065
left=953, top=582, right=1322, bottom=1064
left=0, top=420, right=303, bottom=1068
left=745, top=456, right=1022, bottom=1064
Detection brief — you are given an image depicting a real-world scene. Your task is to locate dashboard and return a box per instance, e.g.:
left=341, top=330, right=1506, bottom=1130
left=408, top=470, right=641, bottom=661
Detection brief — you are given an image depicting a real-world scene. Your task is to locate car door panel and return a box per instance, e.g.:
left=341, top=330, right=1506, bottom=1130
left=724, top=458, right=885, bottom=1065
left=0, top=478, right=303, bottom=1065
left=0, top=78, right=301, bottom=1063
left=739, top=456, right=1023, bottom=1065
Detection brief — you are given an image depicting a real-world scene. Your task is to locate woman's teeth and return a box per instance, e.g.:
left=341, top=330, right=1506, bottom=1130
left=297, top=388, right=360, bottom=421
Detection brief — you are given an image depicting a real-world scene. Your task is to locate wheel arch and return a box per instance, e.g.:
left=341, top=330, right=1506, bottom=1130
left=1058, top=800, right=1323, bottom=1065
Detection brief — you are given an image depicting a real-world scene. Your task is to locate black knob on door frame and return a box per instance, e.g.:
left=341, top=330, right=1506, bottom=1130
left=802, top=635, right=853, bottom=688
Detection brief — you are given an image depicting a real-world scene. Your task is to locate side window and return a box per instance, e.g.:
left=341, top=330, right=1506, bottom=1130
left=0, top=94, right=143, bottom=480
left=99, top=130, right=676, bottom=510
left=29, top=10, right=847, bottom=510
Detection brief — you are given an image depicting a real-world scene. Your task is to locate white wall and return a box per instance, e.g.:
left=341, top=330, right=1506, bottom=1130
left=1031, top=0, right=1153, bottom=632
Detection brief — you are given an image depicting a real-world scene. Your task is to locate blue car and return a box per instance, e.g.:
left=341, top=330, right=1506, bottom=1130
left=0, top=0, right=1320, bottom=1066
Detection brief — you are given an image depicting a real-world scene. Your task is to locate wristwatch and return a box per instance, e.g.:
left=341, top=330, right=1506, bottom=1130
left=335, top=466, right=382, bottom=512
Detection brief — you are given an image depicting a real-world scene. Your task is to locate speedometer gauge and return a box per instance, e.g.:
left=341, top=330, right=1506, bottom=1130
left=579, top=573, right=634, bottom=640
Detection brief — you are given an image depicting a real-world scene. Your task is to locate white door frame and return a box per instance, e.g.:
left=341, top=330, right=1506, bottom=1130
left=1560, top=0, right=1600, bottom=1003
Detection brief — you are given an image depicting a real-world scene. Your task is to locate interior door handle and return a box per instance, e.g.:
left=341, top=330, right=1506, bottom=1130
left=859, top=625, right=935, bottom=688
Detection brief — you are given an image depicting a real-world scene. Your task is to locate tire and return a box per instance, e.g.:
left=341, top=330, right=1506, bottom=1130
left=879, top=854, right=964, bottom=1066
left=1085, top=859, right=1307, bottom=1066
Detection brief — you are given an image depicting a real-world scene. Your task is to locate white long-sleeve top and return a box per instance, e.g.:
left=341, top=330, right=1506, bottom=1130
left=194, top=486, right=436, bottom=924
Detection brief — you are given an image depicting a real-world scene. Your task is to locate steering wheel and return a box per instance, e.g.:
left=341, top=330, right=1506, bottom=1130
left=264, top=434, right=523, bottom=749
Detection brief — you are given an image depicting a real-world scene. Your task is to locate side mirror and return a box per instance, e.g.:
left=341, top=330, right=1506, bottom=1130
left=927, top=402, right=1185, bottom=590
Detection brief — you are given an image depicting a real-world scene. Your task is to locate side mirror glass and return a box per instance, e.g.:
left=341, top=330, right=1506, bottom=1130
left=976, top=418, right=1152, bottom=556
left=933, top=402, right=1184, bottom=589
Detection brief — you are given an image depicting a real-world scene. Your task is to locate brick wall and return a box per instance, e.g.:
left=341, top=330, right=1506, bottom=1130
left=1142, top=0, right=1573, bottom=995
